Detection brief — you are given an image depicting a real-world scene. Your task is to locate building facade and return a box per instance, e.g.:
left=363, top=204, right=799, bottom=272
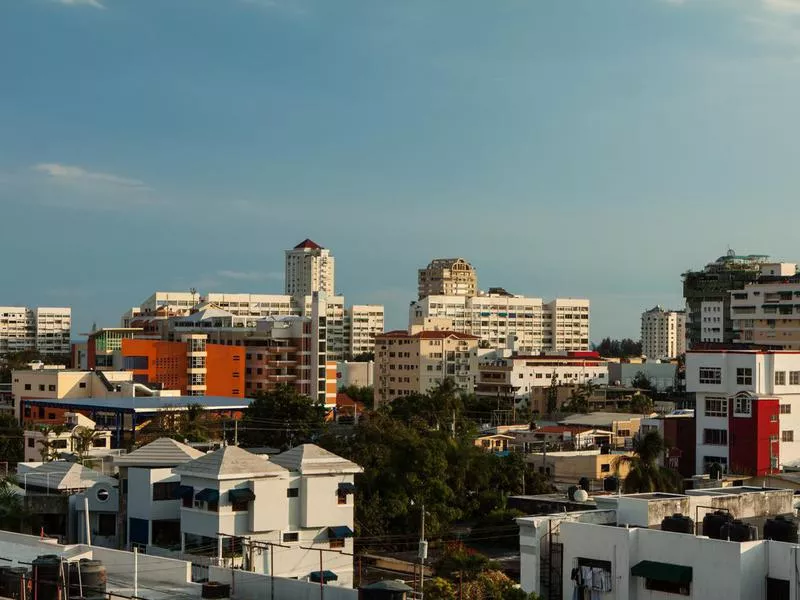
left=374, top=330, right=479, bottom=406
left=731, top=276, right=800, bottom=349
left=284, top=239, right=335, bottom=297
left=344, top=305, right=384, bottom=358
left=417, top=258, right=478, bottom=299
left=641, top=306, right=686, bottom=360
left=0, top=306, right=71, bottom=355
left=409, top=294, right=590, bottom=354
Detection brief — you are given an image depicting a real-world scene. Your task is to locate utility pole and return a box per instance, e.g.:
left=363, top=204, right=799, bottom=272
left=419, top=503, right=427, bottom=599
left=234, top=420, right=239, bottom=446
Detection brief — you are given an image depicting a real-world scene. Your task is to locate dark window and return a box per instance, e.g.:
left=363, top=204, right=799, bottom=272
left=153, top=481, right=180, bottom=501
left=79, top=382, right=86, bottom=389
left=337, top=492, right=347, bottom=505
left=330, top=539, right=344, bottom=549
left=24, top=384, right=31, bottom=391
left=283, top=532, right=299, bottom=543
left=645, top=579, right=689, bottom=596
left=51, top=439, right=68, bottom=449
left=208, top=501, right=219, bottom=513
left=97, top=513, right=116, bottom=537
left=703, top=429, right=728, bottom=445
left=232, top=500, right=249, bottom=512
left=601, top=463, right=610, bottom=473
left=48, top=413, right=55, bottom=420
left=182, top=495, right=193, bottom=508
left=287, top=488, right=299, bottom=498
left=92, top=437, right=106, bottom=447
left=124, top=356, right=149, bottom=370
left=38, top=407, right=45, bottom=418
left=38, top=385, right=45, bottom=391
left=27, top=438, right=34, bottom=448
left=48, top=385, right=56, bottom=392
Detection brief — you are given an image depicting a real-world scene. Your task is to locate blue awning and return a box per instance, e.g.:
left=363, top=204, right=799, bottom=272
left=195, top=488, right=219, bottom=503
left=328, top=526, right=354, bottom=540
left=309, top=570, right=338, bottom=583
left=337, top=482, right=356, bottom=495
left=174, top=485, right=194, bottom=500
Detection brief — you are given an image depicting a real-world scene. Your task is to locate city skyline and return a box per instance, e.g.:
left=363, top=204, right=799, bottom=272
left=5, top=0, right=800, bottom=339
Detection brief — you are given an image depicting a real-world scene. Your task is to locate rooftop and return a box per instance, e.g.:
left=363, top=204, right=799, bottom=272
left=174, top=445, right=287, bottom=480
left=558, top=412, right=645, bottom=427
left=269, top=444, right=362, bottom=475
left=18, top=461, right=117, bottom=491
left=115, top=437, right=205, bottom=468
left=293, top=238, right=323, bottom=250
left=22, top=396, right=252, bottom=413
left=377, top=330, right=479, bottom=341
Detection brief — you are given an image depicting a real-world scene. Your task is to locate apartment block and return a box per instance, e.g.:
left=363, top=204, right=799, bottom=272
left=409, top=293, right=589, bottom=353
left=641, top=306, right=686, bottom=360
left=344, top=305, right=384, bottom=358
left=731, top=274, right=800, bottom=349
left=0, top=306, right=71, bottom=354
left=418, top=257, right=478, bottom=299
left=374, top=329, right=479, bottom=406
left=285, top=239, right=335, bottom=297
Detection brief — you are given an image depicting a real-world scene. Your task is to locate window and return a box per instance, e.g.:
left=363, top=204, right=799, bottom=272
left=771, top=414, right=779, bottom=422
left=283, top=532, right=299, bottom=543
left=601, top=463, right=610, bottom=473
left=27, top=438, right=34, bottom=448
left=38, top=385, right=45, bottom=391
left=792, top=372, right=800, bottom=386
left=703, top=429, right=728, bottom=446
left=337, top=491, right=347, bottom=505
left=51, top=439, right=68, bottom=449
left=783, top=431, right=794, bottom=442
left=182, top=495, right=193, bottom=508
left=705, top=397, right=728, bottom=417
left=645, top=579, right=690, bottom=596
left=79, top=382, right=86, bottom=389
left=736, top=368, right=753, bottom=385
left=698, top=368, right=721, bottom=384
left=781, top=404, right=792, bottom=414
left=232, top=500, right=249, bottom=512
left=97, top=514, right=116, bottom=537
left=734, top=395, right=752, bottom=416
left=24, top=384, right=31, bottom=391
left=153, top=481, right=179, bottom=502
left=287, top=488, right=299, bottom=498
left=776, top=371, right=787, bottom=386
left=208, top=500, right=219, bottom=513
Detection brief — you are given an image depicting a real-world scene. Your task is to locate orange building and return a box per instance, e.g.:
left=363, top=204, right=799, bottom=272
left=121, top=337, right=244, bottom=398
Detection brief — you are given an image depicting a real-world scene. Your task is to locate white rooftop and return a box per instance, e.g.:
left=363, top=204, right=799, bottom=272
left=269, top=444, right=363, bottom=475
left=115, top=438, right=205, bottom=468
left=18, top=461, right=117, bottom=491
left=174, top=446, right=287, bottom=480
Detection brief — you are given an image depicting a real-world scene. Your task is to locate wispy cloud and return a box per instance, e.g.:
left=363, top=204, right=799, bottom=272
left=217, top=270, right=283, bottom=281
left=763, top=0, right=800, bottom=14
left=53, top=0, right=105, bottom=9
left=33, top=163, right=151, bottom=190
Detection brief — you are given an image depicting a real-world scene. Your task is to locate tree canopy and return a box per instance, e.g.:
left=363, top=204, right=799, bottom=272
left=241, top=385, right=327, bottom=450
left=593, top=338, right=642, bottom=358
left=613, top=430, right=682, bottom=493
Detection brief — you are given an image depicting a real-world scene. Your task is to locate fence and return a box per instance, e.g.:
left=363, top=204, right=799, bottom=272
left=209, top=566, right=358, bottom=600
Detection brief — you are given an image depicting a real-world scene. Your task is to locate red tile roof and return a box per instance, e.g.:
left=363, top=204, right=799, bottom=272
left=294, top=238, right=323, bottom=250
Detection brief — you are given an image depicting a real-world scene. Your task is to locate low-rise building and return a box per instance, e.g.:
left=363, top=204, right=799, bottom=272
left=607, top=360, right=678, bottom=393
left=24, top=413, right=113, bottom=462
left=336, top=360, right=374, bottom=388
left=557, top=412, right=644, bottom=447
left=525, top=449, right=632, bottom=483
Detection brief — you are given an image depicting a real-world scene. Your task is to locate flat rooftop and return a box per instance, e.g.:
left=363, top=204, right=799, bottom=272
left=22, top=396, right=252, bottom=413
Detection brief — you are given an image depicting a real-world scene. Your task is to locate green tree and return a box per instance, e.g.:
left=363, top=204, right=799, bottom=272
left=337, top=385, right=373, bottom=407
left=351, top=352, right=374, bottom=362
left=181, top=403, right=211, bottom=442
left=613, top=430, right=682, bottom=493
left=424, top=577, right=456, bottom=600
left=593, top=338, right=642, bottom=358
left=631, top=371, right=652, bottom=391
left=0, top=413, right=23, bottom=465
left=0, top=479, right=28, bottom=533
left=563, top=386, right=589, bottom=413
left=242, top=385, right=326, bottom=450
left=545, top=374, right=559, bottom=415
left=629, top=392, right=654, bottom=415
left=72, top=426, right=101, bottom=461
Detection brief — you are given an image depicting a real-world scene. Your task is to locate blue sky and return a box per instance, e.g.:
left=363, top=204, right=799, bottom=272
left=3, top=0, right=800, bottom=341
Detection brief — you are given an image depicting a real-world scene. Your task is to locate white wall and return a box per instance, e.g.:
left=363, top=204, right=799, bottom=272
left=301, top=475, right=355, bottom=529
left=209, top=566, right=358, bottom=600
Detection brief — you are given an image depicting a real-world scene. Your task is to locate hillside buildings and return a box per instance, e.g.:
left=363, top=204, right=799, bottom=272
left=284, top=238, right=335, bottom=297
left=0, top=306, right=71, bottom=354
left=418, top=258, right=478, bottom=299
left=409, top=293, right=589, bottom=354
left=373, top=329, right=479, bottom=406
left=641, top=306, right=685, bottom=360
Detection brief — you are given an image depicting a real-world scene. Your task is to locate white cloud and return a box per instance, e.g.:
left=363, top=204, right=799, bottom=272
left=763, top=0, right=800, bottom=13
left=33, top=163, right=151, bottom=190
left=217, top=270, right=283, bottom=281
left=53, top=0, right=105, bottom=8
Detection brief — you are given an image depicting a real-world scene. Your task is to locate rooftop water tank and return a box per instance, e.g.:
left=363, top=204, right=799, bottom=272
left=661, top=513, right=694, bottom=534
left=574, top=489, right=589, bottom=502
left=68, top=559, right=107, bottom=600
left=764, top=516, right=799, bottom=543
left=702, top=511, right=734, bottom=540
left=33, top=555, right=62, bottom=600
left=0, top=566, right=28, bottom=600
left=720, top=519, right=757, bottom=542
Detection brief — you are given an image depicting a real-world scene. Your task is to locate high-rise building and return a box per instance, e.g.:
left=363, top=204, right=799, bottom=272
left=682, top=250, right=771, bottom=348
left=344, top=305, right=385, bottom=358
left=641, top=306, right=686, bottom=360
left=409, top=293, right=590, bottom=353
left=0, top=306, right=71, bottom=354
left=284, top=239, right=335, bottom=297
left=418, top=258, right=478, bottom=299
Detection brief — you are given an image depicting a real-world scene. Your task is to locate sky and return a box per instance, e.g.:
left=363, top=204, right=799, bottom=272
left=3, top=0, right=800, bottom=342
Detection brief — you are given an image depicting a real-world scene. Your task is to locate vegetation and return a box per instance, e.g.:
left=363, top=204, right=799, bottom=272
left=241, top=385, right=327, bottom=450
left=613, top=430, right=682, bottom=493
left=351, top=352, right=375, bottom=362
left=593, top=338, right=642, bottom=358
left=0, top=350, right=72, bottom=383
left=631, top=371, right=653, bottom=391
left=337, top=385, right=373, bottom=407
left=0, top=478, right=28, bottom=533
left=628, top=392, right=654, bottom=415
left=0, top=413, right=23, bottom=465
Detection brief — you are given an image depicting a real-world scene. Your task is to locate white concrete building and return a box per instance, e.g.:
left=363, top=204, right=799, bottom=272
left=641, top=306, right=686, bottom=360
left=174, top=444, right=361, bottom=585
left=418, top=258, right=478, bottom=299
left=335, top=361, right=374, bottom=388
left=410, top=294, right=590, bottom=354
left=731, top=276, right=800, bottom=349
left=687, top=349, right=800, bottom=474
left=0, top=306, right=71, bottom=354
left=24, top=413, right=113, bottom=462
left=285, top=239, right=335, bottom=297
left=344, top=305, right=384, bottom=358
left=519, top=487, right=797, bottom=600
left=699, top=300, right=724, bottom=343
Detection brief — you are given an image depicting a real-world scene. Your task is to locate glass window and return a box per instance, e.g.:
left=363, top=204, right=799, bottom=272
left=704, top=397, right=728, bottom=418
left=737, top=368, right=753, bottom=385
left=699, top=368, right=721, bottom=384
left=791, top=372, right=800, bottom=386
left=734, top=395, right=752, bottom=416
left=781, top=404, right=792, bottom=414
left=783, top=431, right=794, bottom=442
left=703, top=429, right=728, bottom=445
left=776, top=371, right=787, bottom=386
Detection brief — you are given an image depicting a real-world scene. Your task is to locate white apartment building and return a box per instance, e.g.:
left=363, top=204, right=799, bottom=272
left=686, top=349, right=800, bottom=474
left=409, top=294, right=590, bottom=353
left=417, top=258, right=478, bottom=299
left=698, top=300, right=724, bottom=343
left=731, top=275, right=800, bottom=350
left=518, top=487, right=797, bottom=600
left=344, top=305, right=384, bottom=358
left=24, top=412, right=113, bottom=462
left=0, top=306, right=71, bottom=354
left=174, top=444, right=361, bottom=585
left=641, top=306, right=686, bottom=360
left=285, top=239, right=335, bottom=297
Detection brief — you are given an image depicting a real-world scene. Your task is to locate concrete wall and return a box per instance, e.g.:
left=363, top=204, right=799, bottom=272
left=93, top=545, right=194, bottom=587
left=301, top=474, right=355, bottom=529
left=527, top=451, right=632, bottom=482
left=251, top=475, right=290, bottom=532
left=209, top=566, right=358, bottom=600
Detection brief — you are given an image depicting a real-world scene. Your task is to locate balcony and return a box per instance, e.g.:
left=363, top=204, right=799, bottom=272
left=266, top=346, right=298, bottom=354
left=268, top=374, right=298, bottom=382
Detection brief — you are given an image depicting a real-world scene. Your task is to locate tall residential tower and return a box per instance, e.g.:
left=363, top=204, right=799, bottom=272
left=418, top=258, right=477, bottom=299
left=284, top=239, right=335, bottom=297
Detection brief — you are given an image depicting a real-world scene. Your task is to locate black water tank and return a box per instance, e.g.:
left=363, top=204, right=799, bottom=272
left=0, top=566, right=28, bottom=600
left=33, top=555, right=62, bottom=600
left=603, top=476, right=619, bottom=492
left=720, top=519, right=757, bottom=542
left=201, top=581, right=231, bottom=599
left=579, top=477, right=590, bottom=492
left=661, top=513, right=694, bottom=534
left=703, top=511, right=734, bottom=540
left=764, top=516, right=800, bottom=543
left=359, top=580, right=414, bottom=600
left=567, top=485, right=579, bottom=501
left=68, top=559, right=107, bottom=600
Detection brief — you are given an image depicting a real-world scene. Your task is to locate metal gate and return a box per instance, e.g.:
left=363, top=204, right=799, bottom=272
left=548, top=541, right=563, bottom=600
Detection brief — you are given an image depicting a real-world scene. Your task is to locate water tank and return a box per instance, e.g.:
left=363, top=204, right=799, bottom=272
left=764, top=516, right=799, bottom=543
left=600, top=445, right=611, bottom=455
left=703, top=511, right=734, bottom=540
left=0, top=566, right=28, bottom=600
left=579, top=477, right=590, bottom=492
left=720, top=519, right=757, bottom=542
left=68, top=559, right=107, bottom=600
left=201, top=581, right=231, bottom=599
left=359, top=580, right=414, bottom=600
left=574, top=489, right=589, bottom=502
left=33, top=555, right=63, bottom=600
left=603, top=476, right=619, bottom=492
left=661, top=513, right=694, bottom=534
left=567, top=485, right=579, bottom=501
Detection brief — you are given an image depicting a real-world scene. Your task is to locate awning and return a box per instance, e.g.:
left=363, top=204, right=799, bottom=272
left=174, top=485, right=194, bottom=500
left=337, top=482, right=356, bottom=495
left=328, top=526, right=354, bottom=540
left=195, top=488, right=220, bottom=503
left=631, top=561, right=692, bottom=584
left=228, top=488, right=256, bottom=503
left=309, top=570, right=338, bottom=583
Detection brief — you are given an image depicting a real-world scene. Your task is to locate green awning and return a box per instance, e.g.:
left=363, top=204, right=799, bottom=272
left=309, top=570, right=338, bottom=583
left=337, top=482, right=356, bottom=495
left=328, top=526, right=354, bottom=539
left=229, top=488, right=256, bottom=503
left=631, top=560, right=692, bottom=583
left=195, top=488, right=219, bottom=503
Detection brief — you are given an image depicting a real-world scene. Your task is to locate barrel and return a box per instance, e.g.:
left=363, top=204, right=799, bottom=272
left=0, top=567, right=29, bottom=599
left=33, top=555, right=63, bottom=600
left=702, top=511, right=734, bottom=540
left=764, top=516, right=799, bottom=543
left=720, top=519, right=757, bottom=542
left=661, top=513, right=694, bottom=534
left=68, top=559, right=107, bottom=600
left=603, top=476, right=619, bottom=492
left=578, top=477, right=590, bottom=492
left=567, top=485, right=579, bottom=501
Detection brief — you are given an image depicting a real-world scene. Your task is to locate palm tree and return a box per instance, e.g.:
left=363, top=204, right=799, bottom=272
left=612, top=430, right=682, bottom=493
left=0, top=478, right=30, bottom=533
left=72, top=426, right=100, bottom=461
left=181, top=403, right=210, bottom=442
